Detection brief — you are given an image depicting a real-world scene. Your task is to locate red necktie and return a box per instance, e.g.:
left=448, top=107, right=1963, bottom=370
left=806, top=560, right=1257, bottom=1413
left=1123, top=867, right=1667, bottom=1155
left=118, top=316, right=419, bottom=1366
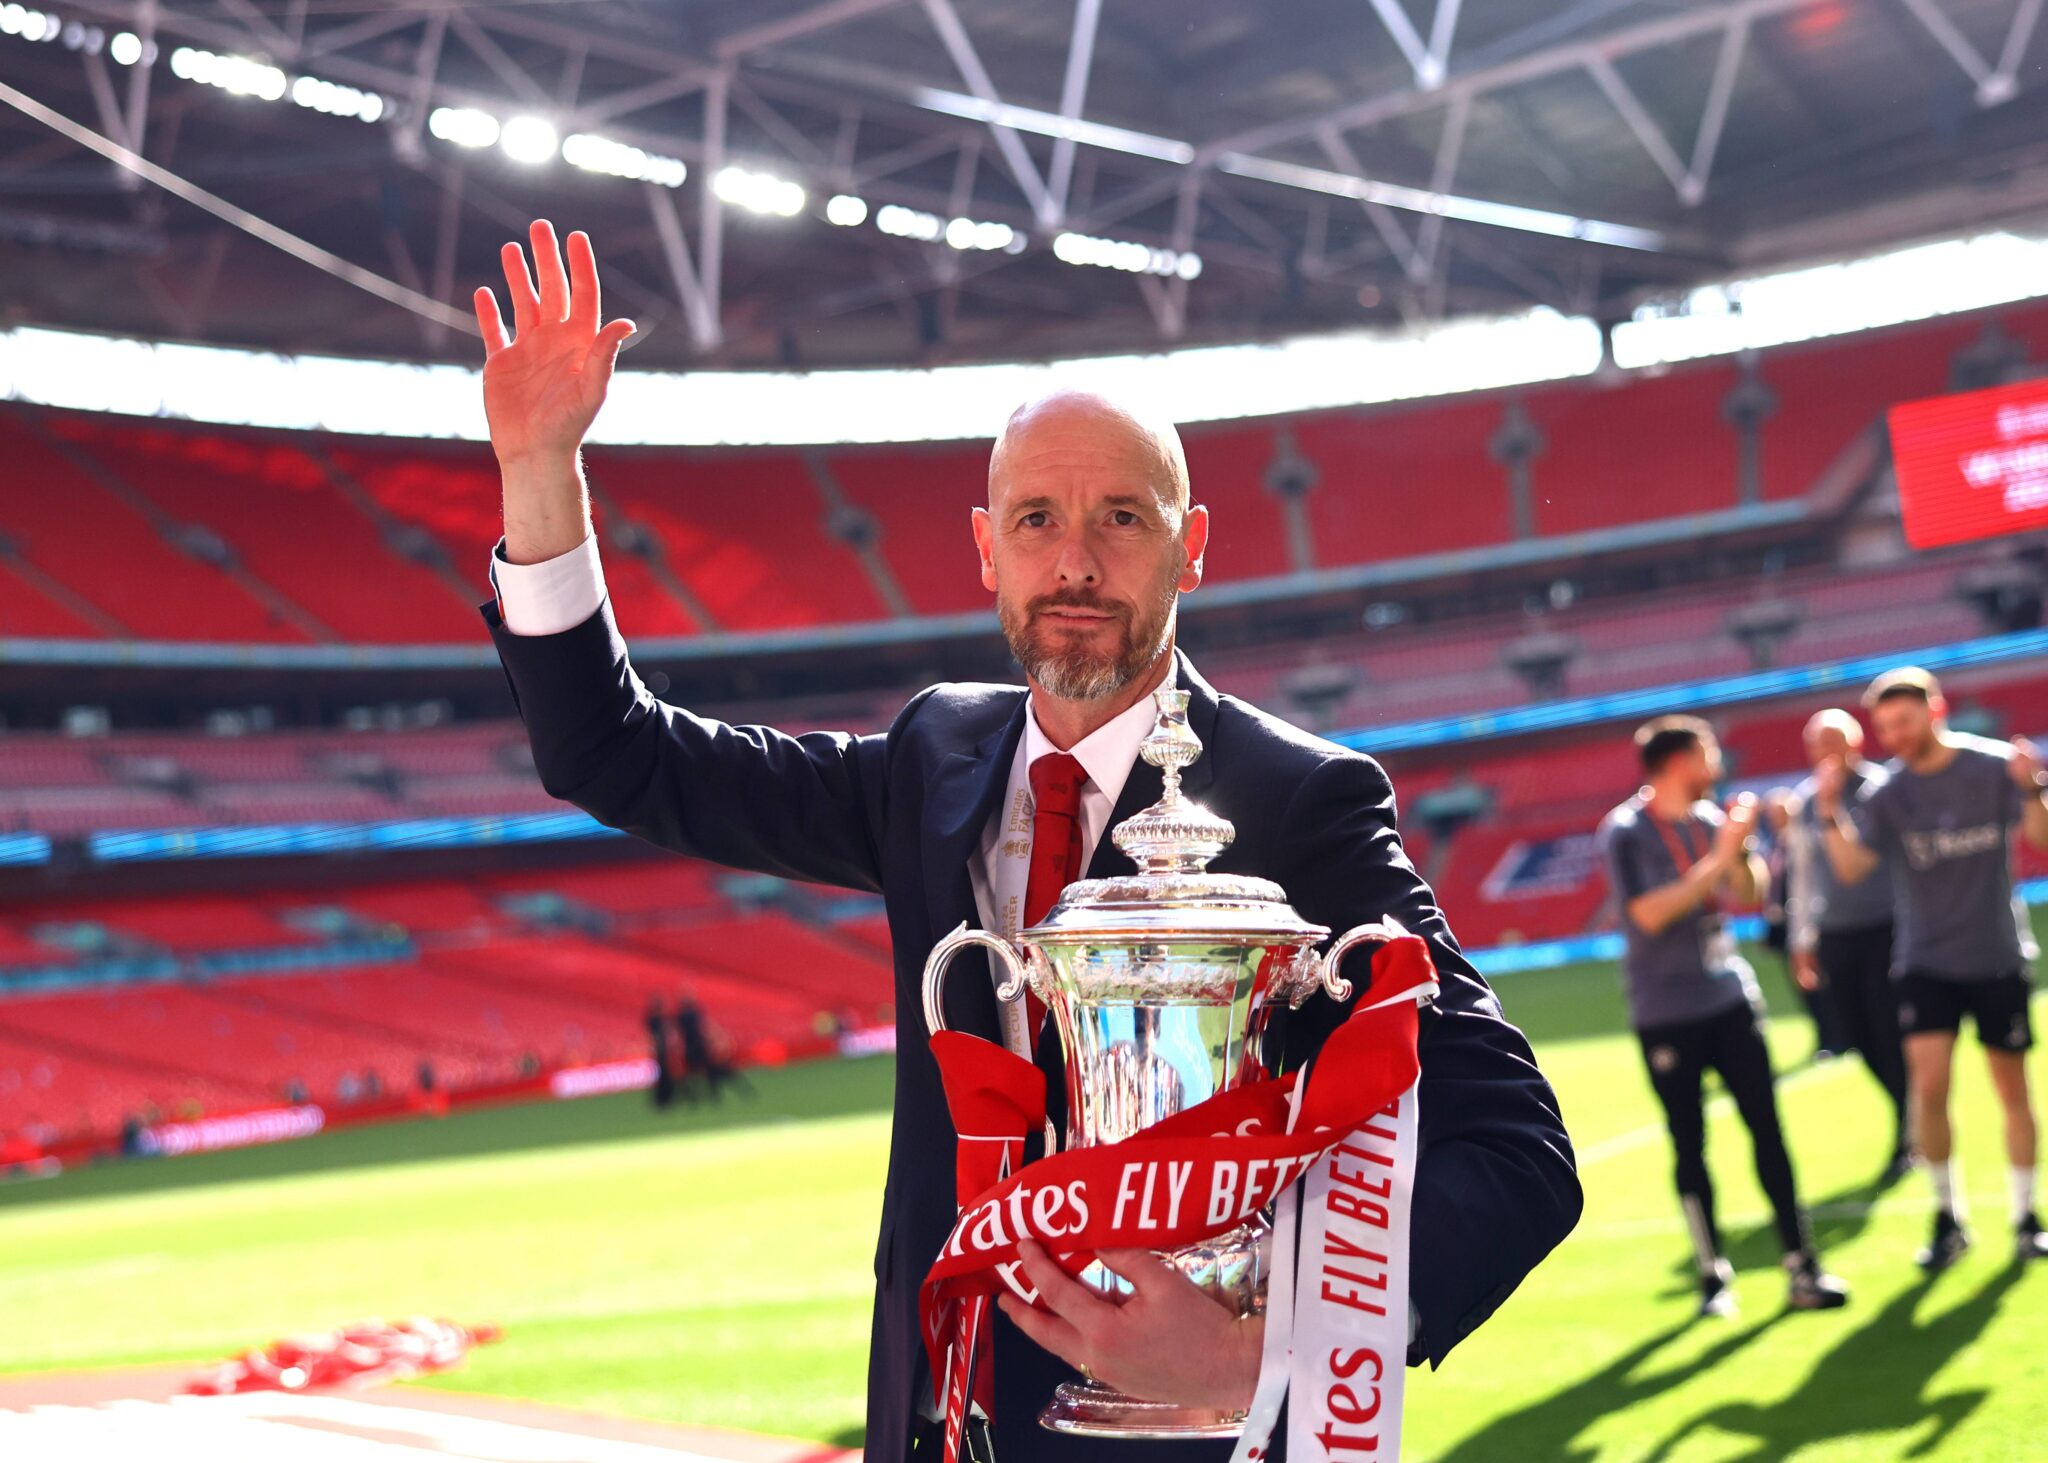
left=1023, top=752, right=1087, bottom=1048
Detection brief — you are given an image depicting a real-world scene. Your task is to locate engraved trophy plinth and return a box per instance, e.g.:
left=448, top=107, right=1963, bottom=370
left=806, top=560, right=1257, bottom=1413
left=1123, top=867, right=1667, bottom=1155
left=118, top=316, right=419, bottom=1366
left=923, top=688, right=1396, bottom=1438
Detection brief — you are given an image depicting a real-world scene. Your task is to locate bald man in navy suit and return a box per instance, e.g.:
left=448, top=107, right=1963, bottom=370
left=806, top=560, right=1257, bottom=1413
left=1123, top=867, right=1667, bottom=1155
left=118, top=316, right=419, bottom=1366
left=474, top=221, right=1580, bottom=1461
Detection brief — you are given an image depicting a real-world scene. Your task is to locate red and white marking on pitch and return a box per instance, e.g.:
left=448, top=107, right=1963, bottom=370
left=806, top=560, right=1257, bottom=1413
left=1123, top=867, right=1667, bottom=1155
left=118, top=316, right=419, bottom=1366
left=0, top=1367, right=863, bottom=1463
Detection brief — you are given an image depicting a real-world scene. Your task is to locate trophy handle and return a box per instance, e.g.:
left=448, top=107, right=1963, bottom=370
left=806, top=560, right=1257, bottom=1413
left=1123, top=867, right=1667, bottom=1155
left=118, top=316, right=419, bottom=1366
left=922, top=921, right=1030, bottom=1034
left=1318, top=917, right=1411, bottom=1003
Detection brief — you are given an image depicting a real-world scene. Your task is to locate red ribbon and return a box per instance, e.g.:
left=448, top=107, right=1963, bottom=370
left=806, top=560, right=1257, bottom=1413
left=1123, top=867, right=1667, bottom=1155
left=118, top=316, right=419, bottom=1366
left=920, top=935, right=1435, bottom=1416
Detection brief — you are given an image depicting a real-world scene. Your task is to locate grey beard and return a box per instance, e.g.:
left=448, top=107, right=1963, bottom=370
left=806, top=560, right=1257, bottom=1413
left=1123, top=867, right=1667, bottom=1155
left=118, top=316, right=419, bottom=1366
left=1011, top=610, right=1173, bottom=701
left=1026, top=646, right=1137, bottom=701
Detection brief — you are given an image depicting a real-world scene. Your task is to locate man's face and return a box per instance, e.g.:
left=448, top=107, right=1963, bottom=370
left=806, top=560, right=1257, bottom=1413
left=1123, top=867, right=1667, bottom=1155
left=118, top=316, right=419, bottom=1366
left=972, top=407, right=1208, bottom=701
left=1872, top=694, right=1940, bottom=760
left=1805, top=725, right=1852, bottom=771
left=1675, top=740, right=1722, bottom=802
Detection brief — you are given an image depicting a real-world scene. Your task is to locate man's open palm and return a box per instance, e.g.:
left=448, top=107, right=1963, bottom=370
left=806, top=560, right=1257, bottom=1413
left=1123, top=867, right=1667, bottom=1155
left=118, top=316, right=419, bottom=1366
left=474, top=220, right=635, bottom=467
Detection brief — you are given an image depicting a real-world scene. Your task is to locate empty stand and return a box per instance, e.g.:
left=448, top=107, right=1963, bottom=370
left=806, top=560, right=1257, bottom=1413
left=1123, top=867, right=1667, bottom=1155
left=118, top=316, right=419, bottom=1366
left=1175, top=424, right=1296, bottom=581
left=591, top=447, right=886, bottom=630
left=0, top=413, right=302, bottom=642
left=61, top=419, right=481, bottom=643
left=1295, top=397, right=1515, bottom=561
left=826, top=443, right=993, bottom=615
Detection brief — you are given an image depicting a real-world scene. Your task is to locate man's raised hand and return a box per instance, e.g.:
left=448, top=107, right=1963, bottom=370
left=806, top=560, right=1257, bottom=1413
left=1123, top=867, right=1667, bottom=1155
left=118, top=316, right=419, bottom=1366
left=474, top=220, right=635, bottom=471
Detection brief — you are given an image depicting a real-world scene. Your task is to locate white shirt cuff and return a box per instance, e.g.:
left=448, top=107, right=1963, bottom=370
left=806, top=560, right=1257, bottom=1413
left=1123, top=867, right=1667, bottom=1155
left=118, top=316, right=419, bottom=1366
left=491, top=534, right=607, bottom=637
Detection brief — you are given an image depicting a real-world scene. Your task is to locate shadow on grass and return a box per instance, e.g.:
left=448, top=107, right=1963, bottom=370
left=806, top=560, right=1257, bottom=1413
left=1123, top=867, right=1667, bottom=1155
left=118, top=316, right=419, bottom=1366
left=1433, top=1313, right=1787, bottom=1463
left=0, top=1055, right=894, bottom=1211
left=1639, top=1264, right=2021, bottom=1462
left=1440, top=1262, right=2021, bottom=1463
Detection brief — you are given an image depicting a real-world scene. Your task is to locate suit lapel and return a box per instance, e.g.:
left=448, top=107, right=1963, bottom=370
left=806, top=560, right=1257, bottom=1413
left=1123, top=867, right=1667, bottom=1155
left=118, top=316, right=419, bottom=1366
left=920, top=694, right=1028, bottom=1040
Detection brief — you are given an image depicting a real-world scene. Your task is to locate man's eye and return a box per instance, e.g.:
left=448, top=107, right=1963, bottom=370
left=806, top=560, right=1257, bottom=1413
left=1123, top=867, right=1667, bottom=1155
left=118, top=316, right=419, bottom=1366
left=1019, top=511, right=1049, bottom=528
left=1111, top=510, right=1141, bottom=526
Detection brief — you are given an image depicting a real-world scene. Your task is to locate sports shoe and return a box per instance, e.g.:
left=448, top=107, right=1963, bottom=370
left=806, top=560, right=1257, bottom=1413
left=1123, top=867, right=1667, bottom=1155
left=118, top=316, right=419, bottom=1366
left=2017, top=1213, right=2048, bottom=1262
left=1918, top=1210, right=1971, bottom=1272
left=1786, top=1254, right=1849, bottom=1310
left=1698, top=1258, right=1738, bottom=1319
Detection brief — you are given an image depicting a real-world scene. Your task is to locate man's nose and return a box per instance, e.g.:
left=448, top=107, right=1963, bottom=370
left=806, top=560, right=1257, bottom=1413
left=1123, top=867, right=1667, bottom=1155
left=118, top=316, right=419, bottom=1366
left=1053, top=526, right=1101, bottom=584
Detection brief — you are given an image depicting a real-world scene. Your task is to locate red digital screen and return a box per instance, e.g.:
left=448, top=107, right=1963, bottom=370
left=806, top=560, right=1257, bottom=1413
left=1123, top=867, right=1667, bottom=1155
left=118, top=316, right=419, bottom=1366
left=1889, top=377, right=2048, bottom=549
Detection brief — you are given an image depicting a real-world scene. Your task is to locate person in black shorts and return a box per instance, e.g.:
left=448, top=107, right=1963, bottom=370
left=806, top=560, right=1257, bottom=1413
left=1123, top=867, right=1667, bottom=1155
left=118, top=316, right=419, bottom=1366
left=1818, top=667, right=2048, bottom=1269
left=1599, top=715, right=1848, bottom=1317
left=1785, top=709, right=1910, bottom=1182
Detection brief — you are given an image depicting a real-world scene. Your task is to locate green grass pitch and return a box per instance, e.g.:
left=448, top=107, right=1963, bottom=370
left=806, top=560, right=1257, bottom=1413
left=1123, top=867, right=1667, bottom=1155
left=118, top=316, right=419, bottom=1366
left=3, top=941, right=2045, bottom=1461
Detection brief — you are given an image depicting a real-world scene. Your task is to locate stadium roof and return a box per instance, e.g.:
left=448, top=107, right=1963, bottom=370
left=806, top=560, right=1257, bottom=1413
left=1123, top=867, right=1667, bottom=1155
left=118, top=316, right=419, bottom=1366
left=5, top=0, right=2048, bottom=370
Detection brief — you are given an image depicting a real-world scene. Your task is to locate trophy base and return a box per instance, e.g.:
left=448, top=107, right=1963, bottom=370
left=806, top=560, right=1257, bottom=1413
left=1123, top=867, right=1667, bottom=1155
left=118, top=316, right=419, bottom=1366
left=1038, top=1381, right=1247, bottom=1438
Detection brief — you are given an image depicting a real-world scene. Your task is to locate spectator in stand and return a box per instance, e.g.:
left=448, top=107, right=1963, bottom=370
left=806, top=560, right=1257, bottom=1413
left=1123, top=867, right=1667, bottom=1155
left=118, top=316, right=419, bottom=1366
left=646, top=995, right=677, bottom=1109
left=1784, top=708, right=1910, bottom=1184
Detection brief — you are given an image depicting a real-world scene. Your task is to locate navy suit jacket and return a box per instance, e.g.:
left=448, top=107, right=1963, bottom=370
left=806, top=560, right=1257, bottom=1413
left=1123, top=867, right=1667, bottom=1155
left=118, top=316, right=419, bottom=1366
left=484, top=594, right=1580, bottom=1462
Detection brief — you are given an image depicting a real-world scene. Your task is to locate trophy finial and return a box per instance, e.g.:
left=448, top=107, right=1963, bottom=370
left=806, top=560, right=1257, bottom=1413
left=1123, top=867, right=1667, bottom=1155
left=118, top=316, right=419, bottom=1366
left=1112, top=687, right=1235, bottom=874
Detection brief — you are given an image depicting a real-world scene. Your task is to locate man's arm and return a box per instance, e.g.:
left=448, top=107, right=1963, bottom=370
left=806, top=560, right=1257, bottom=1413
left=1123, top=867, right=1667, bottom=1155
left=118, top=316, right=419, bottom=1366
left=1783, top=803, right=1824, bottom=990
left=1812, top=758, right=1883, bottom=885
left=474, top=222, right=895, bottom=892
left=1625, top=851, right=1733, bottom=937
left=1279, top=752, right=1582, bottom=1368
left=2009, top=737, right=2048, bottom=852
left=1715, top=799, right=1766, bottom=907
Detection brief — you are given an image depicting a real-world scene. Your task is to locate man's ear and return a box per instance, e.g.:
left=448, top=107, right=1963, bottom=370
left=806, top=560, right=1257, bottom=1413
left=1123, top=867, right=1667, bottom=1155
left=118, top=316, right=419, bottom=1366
left=1177, top=503, right=1211, bottom=592
left=972, top=506, right=998, bottom=592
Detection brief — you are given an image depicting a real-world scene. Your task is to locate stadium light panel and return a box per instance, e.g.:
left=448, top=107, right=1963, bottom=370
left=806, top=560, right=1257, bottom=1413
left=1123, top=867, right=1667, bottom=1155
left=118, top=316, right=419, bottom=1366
left=0, top=6, right=59, bottom=40
left=945, top=217, right=1016, bottom=252
left=289, top=75, right=385, bottom=124
left=499, top=115, right=560, bottom=165
left=169, top=46, right=287, bottom=102
left=715, top=166, right=805, bottom=217
left=428, top=106, right=500, bottom=149
left=109, top=30, right=142, bottom=65
left=876, top=204, right=942, bottom=241
left=826, top=194, right=869, bottom=227
left=1053, top=230, right=1199, bottom=279
left=563, top=132, right=686, bottom=188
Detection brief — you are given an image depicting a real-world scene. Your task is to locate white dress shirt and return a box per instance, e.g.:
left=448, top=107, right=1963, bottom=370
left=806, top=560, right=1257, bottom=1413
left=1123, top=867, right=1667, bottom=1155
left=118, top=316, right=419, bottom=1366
left=490, top=534, right=608, bottom=637
left=492, top=534, right=1167, bottom=1055
left=966, top=662, right=1170, bottom=1055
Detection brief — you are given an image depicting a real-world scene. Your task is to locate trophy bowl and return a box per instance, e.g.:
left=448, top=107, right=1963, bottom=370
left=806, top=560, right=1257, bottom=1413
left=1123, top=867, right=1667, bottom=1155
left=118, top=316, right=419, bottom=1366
left=924, top=689, right=1394, bottom=1438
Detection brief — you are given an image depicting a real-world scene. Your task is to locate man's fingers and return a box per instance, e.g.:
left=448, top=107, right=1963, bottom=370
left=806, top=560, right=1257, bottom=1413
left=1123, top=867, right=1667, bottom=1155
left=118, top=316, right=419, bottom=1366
left=580, top=318, right=637, bottom=396
left=1093, top=1248, right=1185, bottom=1299
left=996, top=1294, right=1087, bottom=1369
left=500, top=241, right=540, bottom=331
left=474, top=288, right=510, bottom=355
left=531, top=218, right=570, bottom=321
left=1015, top=1240, right=1109, bottom=1321
left=567, top=229, right=601, bottom=329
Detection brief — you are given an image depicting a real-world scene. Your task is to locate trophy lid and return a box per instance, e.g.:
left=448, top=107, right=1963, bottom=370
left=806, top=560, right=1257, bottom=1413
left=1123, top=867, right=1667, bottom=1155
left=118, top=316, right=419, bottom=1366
left=1021, top=688, right=1330, bottom=945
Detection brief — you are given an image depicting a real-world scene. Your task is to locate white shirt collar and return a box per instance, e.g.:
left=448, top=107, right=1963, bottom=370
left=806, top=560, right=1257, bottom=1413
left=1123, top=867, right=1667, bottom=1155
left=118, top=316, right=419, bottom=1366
left=1019, top=654, right=1177, bottom=808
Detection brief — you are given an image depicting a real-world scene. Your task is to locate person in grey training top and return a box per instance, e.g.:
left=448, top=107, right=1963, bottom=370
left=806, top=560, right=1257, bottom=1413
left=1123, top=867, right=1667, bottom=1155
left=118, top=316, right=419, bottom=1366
left=1817, top=666, right=2048, bottom=1269
left=1599, top=714, right=1848, bottom=1318
left=1785, top=708, right=1909, bottom=1182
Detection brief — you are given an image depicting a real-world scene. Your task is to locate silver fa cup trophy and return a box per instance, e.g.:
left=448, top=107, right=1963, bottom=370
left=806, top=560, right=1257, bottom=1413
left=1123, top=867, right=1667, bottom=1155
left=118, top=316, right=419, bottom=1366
left=923, top=687, right=1395, bottom=1438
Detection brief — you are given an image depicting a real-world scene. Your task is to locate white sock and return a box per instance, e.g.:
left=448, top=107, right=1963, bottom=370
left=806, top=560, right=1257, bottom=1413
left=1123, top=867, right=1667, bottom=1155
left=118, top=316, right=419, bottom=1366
left=1927, top=1158, right=1961, bottom=1216
left=2013, top=1166, right=2037, bottom=1227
